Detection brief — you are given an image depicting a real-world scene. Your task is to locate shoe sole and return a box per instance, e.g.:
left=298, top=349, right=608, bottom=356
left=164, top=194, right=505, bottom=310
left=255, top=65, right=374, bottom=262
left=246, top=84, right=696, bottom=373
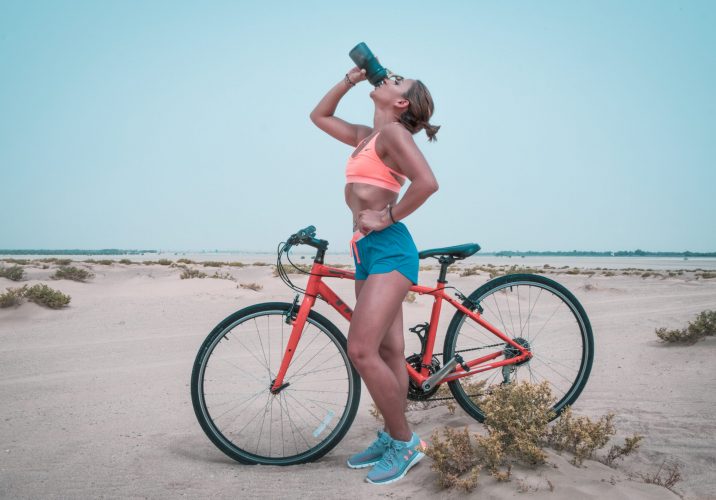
left=365, top=452, right=425, bottom=485
left=346, top=458, right=380, bottom=470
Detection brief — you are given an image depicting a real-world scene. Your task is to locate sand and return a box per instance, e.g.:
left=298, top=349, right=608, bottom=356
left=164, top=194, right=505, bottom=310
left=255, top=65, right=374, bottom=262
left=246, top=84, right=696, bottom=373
left=1, top=258, right=715, bottom=499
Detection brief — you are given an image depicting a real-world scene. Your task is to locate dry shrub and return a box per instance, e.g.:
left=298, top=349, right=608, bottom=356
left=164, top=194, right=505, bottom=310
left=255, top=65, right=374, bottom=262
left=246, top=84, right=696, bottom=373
left=638, top=460, right=682, bottom=490
left=211, top=271, right=235, bottom=281
left=656, top=310, right=716, bottom=344
left=404, top=291, right=417, bottom=303
left=157, top=259, right=172, bottom=266
left=0, top=286, right=27, bottom=308
left=23, top=284, right=71, bottom=309
left=85, top=259, right=114, bottom=265
left=0, top=265, right=25, bottom=281
left=202, top=261, right=224, bottom=267
left=252, top=262, right=270, bottom=266
left=602, top=434, right=643, bottom=466
left=38, top=258, right=72, bottom=265
left=477, top=381, right=555, bottom=469
left=547, top=407, right=615, bottom=465
left=51, top=266, right=94, bottom=282
left=424, top=427, right=482, bottom=491
left=180, top=268, right=207, bottom=279
left=177, top=258, right=195, bottom=264
left=460, top=266, right=480, bottom=277
left=239, top=282, right=263, bottom=291
left=119, top=259, right=132, bottom=265
left=272, top=263, right=312, bottom=276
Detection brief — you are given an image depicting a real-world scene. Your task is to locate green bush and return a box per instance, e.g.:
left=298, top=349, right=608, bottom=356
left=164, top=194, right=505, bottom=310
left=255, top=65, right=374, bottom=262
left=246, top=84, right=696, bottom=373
left=0, top=265, right=25, bottom=281
left=51, top=266, right=94, bottom=282
left=656, top=310, right=716, bottom=344
left=24, top=284, right=71, bottom=309
left=0, top=286, right=27, bottom=308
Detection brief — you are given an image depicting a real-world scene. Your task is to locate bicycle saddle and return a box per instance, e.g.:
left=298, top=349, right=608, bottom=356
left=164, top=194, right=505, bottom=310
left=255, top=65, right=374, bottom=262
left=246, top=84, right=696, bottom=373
left=418, top=243, right=481, bottom=260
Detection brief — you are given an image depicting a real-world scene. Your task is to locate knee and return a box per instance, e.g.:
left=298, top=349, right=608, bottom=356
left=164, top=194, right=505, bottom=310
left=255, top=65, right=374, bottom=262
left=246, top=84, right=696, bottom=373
left=348, top=341, right=374, bottom=370
left=379, top=342, right=404, bottom=362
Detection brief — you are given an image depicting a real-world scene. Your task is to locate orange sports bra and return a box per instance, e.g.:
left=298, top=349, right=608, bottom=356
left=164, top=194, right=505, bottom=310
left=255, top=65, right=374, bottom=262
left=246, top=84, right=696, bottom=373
left=345, top=132, right=406, bottom=193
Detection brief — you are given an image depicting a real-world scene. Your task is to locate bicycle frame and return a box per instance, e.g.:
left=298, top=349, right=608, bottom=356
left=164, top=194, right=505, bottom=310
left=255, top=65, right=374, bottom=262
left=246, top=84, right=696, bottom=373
left=270, top=262, right=532, bottom=393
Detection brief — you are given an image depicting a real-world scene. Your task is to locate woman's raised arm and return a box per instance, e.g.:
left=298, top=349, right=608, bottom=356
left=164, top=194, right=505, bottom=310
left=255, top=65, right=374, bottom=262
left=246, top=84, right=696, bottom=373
left=310, top=67, right=372, bottom=147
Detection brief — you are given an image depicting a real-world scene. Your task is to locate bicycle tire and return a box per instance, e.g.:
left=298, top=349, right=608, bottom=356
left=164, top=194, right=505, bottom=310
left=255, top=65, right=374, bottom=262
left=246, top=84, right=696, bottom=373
left=444, top=274, right=593, bottom=422
left=191, top=302, right=361, bottom=465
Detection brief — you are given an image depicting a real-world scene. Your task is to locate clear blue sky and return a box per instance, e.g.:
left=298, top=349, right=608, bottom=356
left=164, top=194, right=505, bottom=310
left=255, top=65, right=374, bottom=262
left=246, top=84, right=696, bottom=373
left=1, top=0, right=714, bottom=252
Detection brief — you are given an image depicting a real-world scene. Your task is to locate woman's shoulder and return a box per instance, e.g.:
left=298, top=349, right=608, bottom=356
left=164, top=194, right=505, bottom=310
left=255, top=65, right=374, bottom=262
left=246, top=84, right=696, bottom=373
left=377, top=123, right=415, bottom=150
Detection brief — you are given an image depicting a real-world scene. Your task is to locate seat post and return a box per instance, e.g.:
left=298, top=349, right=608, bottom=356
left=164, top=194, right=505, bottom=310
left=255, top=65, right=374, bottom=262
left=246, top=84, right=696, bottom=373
left=437, top=255, right=456, bottom=284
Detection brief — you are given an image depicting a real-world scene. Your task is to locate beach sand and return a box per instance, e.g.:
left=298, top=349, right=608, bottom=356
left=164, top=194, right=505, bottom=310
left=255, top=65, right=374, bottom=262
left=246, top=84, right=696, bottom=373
left=1, top=259, right=715, bottom=499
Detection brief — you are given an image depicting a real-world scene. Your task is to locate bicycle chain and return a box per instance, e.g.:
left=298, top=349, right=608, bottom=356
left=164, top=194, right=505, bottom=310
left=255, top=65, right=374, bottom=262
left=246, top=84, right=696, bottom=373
left=419, top=343, right=506, bottom=401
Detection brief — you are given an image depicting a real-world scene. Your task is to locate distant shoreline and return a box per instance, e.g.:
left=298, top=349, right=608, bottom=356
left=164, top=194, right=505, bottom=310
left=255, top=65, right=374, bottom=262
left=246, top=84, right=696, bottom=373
left=1, top=249, right=716, bottom=258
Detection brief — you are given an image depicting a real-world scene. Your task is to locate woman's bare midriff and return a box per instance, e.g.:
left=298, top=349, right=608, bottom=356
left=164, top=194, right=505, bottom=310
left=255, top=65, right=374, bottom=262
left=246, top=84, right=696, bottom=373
left=345, top=183, right=399, bottom=233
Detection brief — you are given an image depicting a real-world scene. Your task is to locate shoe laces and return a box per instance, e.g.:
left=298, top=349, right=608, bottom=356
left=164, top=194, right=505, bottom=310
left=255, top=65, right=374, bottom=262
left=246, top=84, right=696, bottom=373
left=377, top=439, right=404, bottom=469
left=366, top=432, right=390, bottom=453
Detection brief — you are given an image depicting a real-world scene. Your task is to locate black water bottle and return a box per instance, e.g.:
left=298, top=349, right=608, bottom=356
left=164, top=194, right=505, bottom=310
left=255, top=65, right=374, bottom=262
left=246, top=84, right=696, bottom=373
left=349, top=42, right=389, bottom=87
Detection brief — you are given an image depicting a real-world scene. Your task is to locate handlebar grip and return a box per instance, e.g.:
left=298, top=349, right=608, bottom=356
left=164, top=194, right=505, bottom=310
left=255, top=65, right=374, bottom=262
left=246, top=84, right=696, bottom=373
left=287, top=225, right=317, bottom=245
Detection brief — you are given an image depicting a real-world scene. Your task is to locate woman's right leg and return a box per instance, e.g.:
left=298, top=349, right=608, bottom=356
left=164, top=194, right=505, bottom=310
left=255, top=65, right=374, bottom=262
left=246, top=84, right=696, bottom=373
left=354, top=279, right=409, bottom=434
left=348, top=271, right=413, bottom=441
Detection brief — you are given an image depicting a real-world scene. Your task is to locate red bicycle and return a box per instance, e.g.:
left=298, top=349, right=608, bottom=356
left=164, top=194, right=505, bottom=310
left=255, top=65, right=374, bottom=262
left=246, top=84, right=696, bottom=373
left=191, top=226, right=593, bottom=465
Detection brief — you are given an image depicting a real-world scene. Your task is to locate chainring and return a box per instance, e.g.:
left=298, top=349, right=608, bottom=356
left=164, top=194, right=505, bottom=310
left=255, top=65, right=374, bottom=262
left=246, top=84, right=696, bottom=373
left=406, top=353, right=442, bottom=401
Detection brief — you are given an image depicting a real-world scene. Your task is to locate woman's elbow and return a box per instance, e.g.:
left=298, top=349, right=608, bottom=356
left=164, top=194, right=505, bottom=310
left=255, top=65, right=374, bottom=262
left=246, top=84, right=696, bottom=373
left=426, top=179, right=439, bottom=194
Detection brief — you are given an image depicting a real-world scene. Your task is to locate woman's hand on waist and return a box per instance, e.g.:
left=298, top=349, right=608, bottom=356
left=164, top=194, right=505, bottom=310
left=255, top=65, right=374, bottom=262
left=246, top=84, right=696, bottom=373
left=356, top=206, right=391, bottom=234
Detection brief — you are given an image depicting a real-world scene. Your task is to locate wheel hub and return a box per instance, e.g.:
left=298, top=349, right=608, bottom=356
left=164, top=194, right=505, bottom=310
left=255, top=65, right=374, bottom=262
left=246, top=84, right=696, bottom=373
left=503, top=337, right=531, bottom=366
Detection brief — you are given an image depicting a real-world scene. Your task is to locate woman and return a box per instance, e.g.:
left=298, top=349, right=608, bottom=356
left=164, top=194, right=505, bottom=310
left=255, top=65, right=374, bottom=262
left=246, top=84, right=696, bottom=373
left=310, top=65, right=440, bottom=485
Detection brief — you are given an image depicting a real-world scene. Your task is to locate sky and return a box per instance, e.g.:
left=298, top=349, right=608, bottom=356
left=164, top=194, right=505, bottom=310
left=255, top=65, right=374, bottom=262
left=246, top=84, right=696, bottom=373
left=1, top=0, right=714, bottom=253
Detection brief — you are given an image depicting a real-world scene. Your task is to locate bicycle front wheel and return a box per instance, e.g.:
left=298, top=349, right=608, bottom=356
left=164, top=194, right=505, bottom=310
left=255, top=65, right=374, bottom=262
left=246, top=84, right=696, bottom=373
left=444, top=274, right=593, bottom=422
left=191, top=302, right=361, bottom=465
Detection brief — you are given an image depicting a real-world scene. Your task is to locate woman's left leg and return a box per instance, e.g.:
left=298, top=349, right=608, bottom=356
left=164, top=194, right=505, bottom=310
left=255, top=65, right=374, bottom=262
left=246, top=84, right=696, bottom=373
left=347, top=270, right=413, bottom=442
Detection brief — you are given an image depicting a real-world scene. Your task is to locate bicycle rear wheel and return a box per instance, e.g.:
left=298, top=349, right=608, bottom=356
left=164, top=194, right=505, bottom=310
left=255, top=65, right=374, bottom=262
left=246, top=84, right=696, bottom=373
left=444, top=274, right=593, bottom=422
left=191, top=302, right=361, bottom=465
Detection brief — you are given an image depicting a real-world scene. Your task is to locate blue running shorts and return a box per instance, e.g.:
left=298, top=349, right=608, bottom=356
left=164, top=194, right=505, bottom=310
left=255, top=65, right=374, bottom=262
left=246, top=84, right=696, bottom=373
left=351, top=222, right=419, bottom=285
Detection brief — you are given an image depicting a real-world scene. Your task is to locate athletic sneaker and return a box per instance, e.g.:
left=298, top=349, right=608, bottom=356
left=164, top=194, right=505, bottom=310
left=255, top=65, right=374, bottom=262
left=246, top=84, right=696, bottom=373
left=346, top=430, right=393, bottom=469
left=365, top=432, right=426, bottom=485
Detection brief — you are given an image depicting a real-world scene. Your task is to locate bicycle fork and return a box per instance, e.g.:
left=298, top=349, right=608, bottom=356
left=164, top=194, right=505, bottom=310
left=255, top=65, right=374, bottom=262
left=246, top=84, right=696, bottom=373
left=270, top=293, right=317, bottom=394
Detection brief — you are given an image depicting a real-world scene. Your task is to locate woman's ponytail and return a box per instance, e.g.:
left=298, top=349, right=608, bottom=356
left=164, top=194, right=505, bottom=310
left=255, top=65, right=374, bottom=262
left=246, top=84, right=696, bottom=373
left=399, top=80, right=440, bottom=142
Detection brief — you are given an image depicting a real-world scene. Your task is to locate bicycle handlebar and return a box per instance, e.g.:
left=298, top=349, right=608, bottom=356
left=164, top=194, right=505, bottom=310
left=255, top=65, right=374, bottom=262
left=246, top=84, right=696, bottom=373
left=286, top=225, right=327, bottom=250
